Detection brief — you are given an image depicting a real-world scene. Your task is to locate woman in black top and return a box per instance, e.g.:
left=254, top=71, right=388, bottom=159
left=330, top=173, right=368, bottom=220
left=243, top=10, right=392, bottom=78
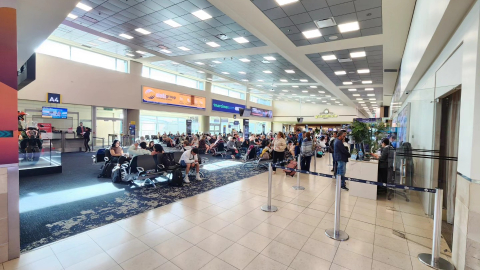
left=84, top=127, right=91, bottom=152
left=147, top=141, right=155, bottom=151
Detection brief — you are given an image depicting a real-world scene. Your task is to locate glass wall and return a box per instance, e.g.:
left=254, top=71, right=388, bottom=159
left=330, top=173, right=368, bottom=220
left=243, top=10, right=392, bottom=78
left=140, top=111, right=199, bottom=136
left=142, top=66, right=205, bottom=91
left=36, top=40, right=128, bottom=73
left=212, top=85, right=246, bottom=100
left=250, top=95, right=272, bottom=106
left=249, top=120, right=269, bottom=135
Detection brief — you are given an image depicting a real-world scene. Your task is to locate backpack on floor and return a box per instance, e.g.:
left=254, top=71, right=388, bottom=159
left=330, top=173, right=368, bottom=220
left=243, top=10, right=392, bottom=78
left=98, top=162, right=116, bottom=178
left=169, top=168, right=184, bottom=187
left=316, top=151, right=323, bottom=158
left=284, top=160, right=297, bottom=177
left=161, top=153, right=177, bottom=170
left=111, top=164, right=128, bottom=183
left=95, top=148, right=106, bottom=163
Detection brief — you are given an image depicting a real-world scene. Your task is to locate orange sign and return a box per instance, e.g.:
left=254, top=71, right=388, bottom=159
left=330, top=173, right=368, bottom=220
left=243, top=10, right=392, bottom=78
left=142, top=86, right=206, bottom=110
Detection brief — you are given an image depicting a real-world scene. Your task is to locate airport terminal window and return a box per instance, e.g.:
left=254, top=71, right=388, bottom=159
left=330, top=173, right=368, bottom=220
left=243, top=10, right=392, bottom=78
left=140, top=115, right=199, bottom=136
left=142, top=66, right=205, bottom=90
left=36, top=40, right=128, bottom=73
left=250, top=96, right=272, bottom=106
left=212, top=85, right=246, bottom=100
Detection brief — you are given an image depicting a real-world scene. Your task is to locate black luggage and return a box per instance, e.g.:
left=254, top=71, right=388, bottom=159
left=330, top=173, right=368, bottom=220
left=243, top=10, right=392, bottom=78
left=111, top=164, right=129, bottom=183
left=169, top=168, right=184, bottom=187
left=161, top=153, right=178, bottom=170
left=95, top=149, right=106, bottom=163
left=98, top=162, right=116, bottom=178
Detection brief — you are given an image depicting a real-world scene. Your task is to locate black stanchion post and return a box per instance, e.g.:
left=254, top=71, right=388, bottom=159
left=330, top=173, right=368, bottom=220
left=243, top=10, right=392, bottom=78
left=418, top=188, right=454, bottom=270
left=325, top=174, right=349, bottom=241
left=261, top=163, right=278, bottom=212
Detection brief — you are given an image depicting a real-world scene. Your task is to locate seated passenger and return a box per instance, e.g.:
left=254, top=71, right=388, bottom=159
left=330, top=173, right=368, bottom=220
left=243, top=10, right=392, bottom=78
left=151, top=144, right=164, bottom=155
left=198, top=136, right=210, bottom=154
left=179, top=148, right=202, bottom=183
left=147, top=141, right=155, bottom=151
left=110, top=140, right=130, bottom=164
left=191, top=135, right=199, bottom=148
left=182, top=140, right=192, bottom=152
left=128, top=141, right=151, bottom=156
left=260, top=142, right=272, bottom=159
left=226, top=137, right=238, bottom=159
left=241, top=138, right=249, bottom=153
left=165, top=137, right=175, bottom=147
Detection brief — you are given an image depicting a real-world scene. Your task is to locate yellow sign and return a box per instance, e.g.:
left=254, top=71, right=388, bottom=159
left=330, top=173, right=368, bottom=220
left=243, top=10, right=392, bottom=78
left=314, top=109, right=338, bottom=119
left=130, top=121, right=136, bottom=125
left=142, top=86, right=206, bottom=110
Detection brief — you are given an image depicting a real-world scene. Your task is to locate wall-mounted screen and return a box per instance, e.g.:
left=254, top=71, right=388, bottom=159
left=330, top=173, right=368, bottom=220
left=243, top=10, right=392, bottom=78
left=212, top=99, right=245, bottom=114
left=142, top=86, right=206, bottom=110
left=42, top=107, right=67, bottom=119
left=251, top=107, right=273, bottom=118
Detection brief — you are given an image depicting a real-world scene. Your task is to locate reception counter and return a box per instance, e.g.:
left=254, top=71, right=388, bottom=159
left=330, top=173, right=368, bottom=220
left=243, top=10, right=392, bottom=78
left=47, top=132, right=86, bottom=153
left=345, top=159, right=379, bottom=200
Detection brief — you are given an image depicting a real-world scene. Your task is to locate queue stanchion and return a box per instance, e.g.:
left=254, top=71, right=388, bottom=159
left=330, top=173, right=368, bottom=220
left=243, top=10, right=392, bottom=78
left=292, top=155, right=305, bottom=190
left=261, top=162, right=278, bottom=212
left=314, top=151, right=317, bottom=173
left=418, top=188, right=454, bottom=270
left=328, top=149, right=332, bottom=166
left=325, top=174, right=349, bottom=241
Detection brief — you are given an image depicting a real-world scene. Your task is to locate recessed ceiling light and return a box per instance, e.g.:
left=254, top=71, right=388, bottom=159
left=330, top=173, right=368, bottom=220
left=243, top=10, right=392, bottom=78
left=292, top=94, right=297, bottom=95
left=119, top=34, right=133, bottom=39
left=192, top=10, right=212, bottom=20
left=242, top=79, right=248, bottom=81
left=348, top=89, right=357, bottom=91
left=76, top=3, right=92, bottom=11
left=335, top=71, right=346, bottom=75
left=275, top=0, right=299, bottom=6
left=338, top=21, right=360, bottom=33
left=206, top=42, right=220, bottom=47
left=233, top=37, right=249, bottom=43
left=322, top=55, right=337, bottom=61
left=239, top=58, right=251, bottom=63
left=67, top=13, right=78, bottom=19
left=302, top=29, right=322, bottom=39
left=362, top=80, right=372, bottom=84
left=282, top=90, right=288, bottom=92
left=365, top=88, right=374, bottom=91
left=330, top=98, right=336, bottom=100
left=370, top=101, right=377, bottom=103
left=318, top=91, right=325, bottom=93
left=263, top=70, right=272, bottom=74
left=280, top=79, right=288, bottom=82
left=335, top=101, right=340, bottom=103
left=367, top=94, right=375, bottom=96
left=135, top=28, right=151, bottom=35
left=222, top=72, right=229, bottom=74
left=353, top=94, right=360, bottom=96
left=292, top=86, right=299, bottom=88
left=212, top=60, right=222, bottom=64
left=357, top=98, right=363, bottom=100
left=316, top=97, right=321, bottom=99
left=359, top=101, right=365, bottom=104
left=302, top=90, right=308, bottom=93
left=195, top=62, right=204, bottom=65
left=310, top=95, right=316, bottom=97
left=358, top=69, right=370, bottom=74
left=300, top=79, right=308, bottom=82
left=343, top=82, right=353, bottom=85
left=136, top=51, right=146, bottom=54
left=164, top=19, right=182, bottom=28
left=264, top=56, right=276, bottom=61
left=239, top=71, right=246, bottom=74
left=256, top=85, right=262, bottom=86
left=350, top=51, right=366, bottom=58
left=98, top=37, right=109, bottom=42
left=126, top=53, right=134, bottom=57
left=310, top=86, right=317, bottom=88
left=369, top=98, right=376, bottom=101
left=285, top=70, right=295, bottom=73
left=325, top=95, right=331, bottom=97
left=161, top=49, right=172, bottom=54
left=197, top=71, right=205, bottom=73
left=258, top=80, right=264, bottom=82
left=178, top=46, right=190, bottom=51
left=306, top=100, right=311, bottom=101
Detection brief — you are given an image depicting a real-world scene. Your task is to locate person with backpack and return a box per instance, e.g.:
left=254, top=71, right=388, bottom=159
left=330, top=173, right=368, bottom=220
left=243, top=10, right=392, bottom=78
left=300, top=132, right=314, bottom=171
left=179, top=148, right=202, bottom=183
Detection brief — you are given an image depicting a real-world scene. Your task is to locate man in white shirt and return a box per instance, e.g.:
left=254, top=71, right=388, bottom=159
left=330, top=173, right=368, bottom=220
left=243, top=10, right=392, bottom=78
left=179, top=148, right=202, bottom=183
left=128, top=142, right=151, bottom=156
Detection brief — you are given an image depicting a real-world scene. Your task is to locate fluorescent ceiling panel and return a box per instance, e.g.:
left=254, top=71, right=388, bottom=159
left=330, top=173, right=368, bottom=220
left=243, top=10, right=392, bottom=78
left=119, top=34, right=133, bottom=39
left=135, top=28, right=151, bottom=35
left=322, top=55, right=337, bottom=61
left=233, top=37, right=249, bottom=43
left=76, top=3, right=92, bottom=11
left=335, top=71, right=346, bottom=75
left=338, top=21, right=360, bottom=33
left=206, top=42, right=220, bottom=47
left=164, top=19, right=182, bottom=28
left=192, top=10, right=212, bottom=20
left=67, top=13, right=77, bottom=19
left=302, top=29, right=322, bottom=39
left=350, top=51, right=366, bottom=58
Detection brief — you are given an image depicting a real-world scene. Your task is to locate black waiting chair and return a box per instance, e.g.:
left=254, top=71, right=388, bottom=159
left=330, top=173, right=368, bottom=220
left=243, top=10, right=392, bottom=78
left=129, top=155, right=166, bottom=187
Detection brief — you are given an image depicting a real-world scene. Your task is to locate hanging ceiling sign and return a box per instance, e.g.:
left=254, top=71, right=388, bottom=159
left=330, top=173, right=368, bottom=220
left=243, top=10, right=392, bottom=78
left=314, top=109, right=338, bottom=119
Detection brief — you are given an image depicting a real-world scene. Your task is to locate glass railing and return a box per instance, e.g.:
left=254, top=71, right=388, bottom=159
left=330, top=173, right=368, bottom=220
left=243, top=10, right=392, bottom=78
left=19, top=139, right=62, bottom=170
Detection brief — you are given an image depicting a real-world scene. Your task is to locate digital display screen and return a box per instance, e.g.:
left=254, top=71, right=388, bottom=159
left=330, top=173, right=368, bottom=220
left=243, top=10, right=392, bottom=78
left=42, top=107, right=67, bottom=119
left=251, top=107, right=273, bottom=118
left=212, top=99, right=245, bottom=114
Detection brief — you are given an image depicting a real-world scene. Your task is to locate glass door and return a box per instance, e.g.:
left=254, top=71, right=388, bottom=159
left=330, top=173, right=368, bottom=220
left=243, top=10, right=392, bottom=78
left=96, top=118, right=123, bottom=146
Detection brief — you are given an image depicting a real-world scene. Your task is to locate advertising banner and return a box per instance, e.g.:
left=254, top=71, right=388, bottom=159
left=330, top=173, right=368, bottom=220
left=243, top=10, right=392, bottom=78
left=212, top=99, right=245, bottom=114
left=38, top=123, right=52, bottom=133
left=243, top=119, right=249, bottom=140
left=186, top=120, right=192, bottom=135
left=251, top=107, right=273, bottom=118
left=142, top=86, right=206, bottom=110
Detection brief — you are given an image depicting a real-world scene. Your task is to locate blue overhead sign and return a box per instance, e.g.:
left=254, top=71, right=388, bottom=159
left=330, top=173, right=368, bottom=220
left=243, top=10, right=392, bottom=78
left=212, top=99, right=245, bottom=114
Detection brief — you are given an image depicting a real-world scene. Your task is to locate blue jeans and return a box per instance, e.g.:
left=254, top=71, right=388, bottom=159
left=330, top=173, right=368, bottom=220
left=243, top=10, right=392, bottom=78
left=337, top=161, right=347, bottom=187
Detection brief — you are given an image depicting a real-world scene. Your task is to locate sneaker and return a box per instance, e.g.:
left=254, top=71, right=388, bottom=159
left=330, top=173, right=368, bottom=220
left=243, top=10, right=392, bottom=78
left=231, top=155, right=235, bottom=159
left=196, top=177, right=203, bottom=181
left=341, top=186, right=349, bottom=191
left=184, top=177, right=190, bottom=183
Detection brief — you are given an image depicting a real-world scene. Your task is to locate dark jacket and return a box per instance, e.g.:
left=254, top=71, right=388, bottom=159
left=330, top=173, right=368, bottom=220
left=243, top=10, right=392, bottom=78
left=76, top=126, right=85, bottom=136
left=378, top=145, right=394, bottom=168
left=334, top=139, right=350, bottom=162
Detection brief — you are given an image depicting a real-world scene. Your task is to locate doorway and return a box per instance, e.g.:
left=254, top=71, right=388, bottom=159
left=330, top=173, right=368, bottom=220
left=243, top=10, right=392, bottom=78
left=96, top=118, right=123, bottom=146
left=437, top=88, right=461, bottom=248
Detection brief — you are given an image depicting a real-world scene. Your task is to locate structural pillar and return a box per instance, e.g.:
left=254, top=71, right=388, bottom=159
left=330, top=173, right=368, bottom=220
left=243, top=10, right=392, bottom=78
left=0, top=2, right=21, bottom=262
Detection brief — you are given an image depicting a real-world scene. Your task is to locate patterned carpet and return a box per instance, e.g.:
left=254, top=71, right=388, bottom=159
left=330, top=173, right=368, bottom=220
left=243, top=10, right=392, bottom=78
left=19, top=152, right=267, bottom=252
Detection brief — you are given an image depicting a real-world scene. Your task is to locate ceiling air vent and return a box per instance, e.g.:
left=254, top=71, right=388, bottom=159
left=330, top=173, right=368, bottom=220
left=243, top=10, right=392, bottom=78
left=216, top=34, right=229, bottom=40
left=338, top=58, right=352, bottom=63
left=314, top=17, right=337, bottom=29
left=384, top=69, right=398, bottom=72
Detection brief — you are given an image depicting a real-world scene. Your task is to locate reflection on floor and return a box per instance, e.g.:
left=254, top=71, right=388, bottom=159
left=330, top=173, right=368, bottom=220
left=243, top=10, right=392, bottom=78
left=11, top=156, right=453, bottom=270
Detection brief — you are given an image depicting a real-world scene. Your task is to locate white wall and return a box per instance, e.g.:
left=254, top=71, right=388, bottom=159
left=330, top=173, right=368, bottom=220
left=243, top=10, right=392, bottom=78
left=19, top=54, right=273, bottom=122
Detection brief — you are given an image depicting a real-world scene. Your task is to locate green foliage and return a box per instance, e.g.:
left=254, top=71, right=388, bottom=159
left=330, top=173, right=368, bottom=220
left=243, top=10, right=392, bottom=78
left=351, top=120, right=369, bottom=143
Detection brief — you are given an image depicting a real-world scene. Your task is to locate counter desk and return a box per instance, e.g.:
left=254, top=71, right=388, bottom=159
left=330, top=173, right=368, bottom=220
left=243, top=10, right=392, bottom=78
left=345, top=158, right=379, bottom=200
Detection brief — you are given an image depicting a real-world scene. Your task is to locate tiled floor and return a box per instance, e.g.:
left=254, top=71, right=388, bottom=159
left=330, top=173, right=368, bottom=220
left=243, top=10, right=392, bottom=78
left=5, top=157, right=452, bottom=270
